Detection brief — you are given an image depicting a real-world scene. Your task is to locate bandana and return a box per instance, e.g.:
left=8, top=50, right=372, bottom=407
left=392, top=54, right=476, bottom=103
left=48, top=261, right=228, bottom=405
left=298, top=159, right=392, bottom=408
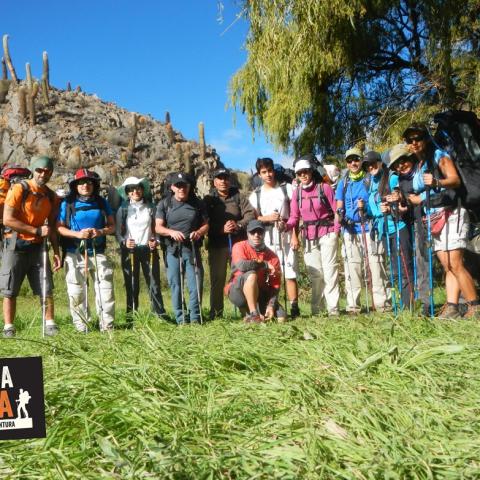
left=248, top=238, right=266, bottom=252
left=78, top=195, right=92, bottom=202
left=349, top=170, right=366, bottom=182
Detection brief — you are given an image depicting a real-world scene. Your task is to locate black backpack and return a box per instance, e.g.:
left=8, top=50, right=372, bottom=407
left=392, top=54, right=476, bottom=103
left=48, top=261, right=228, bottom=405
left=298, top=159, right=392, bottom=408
left=249, top=163, right=294, bottom=191
left=433, top=110, right=480, bottom=210
left=293, top=153, right=330, bottom=185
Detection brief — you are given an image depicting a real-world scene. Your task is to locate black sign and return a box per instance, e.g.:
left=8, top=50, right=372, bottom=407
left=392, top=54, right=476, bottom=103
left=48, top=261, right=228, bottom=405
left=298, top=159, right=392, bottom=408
left=0, top=357, right=46, bottom=440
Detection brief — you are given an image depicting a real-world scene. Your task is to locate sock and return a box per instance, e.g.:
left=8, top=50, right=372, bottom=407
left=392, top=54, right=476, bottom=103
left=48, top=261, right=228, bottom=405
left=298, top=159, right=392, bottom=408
left=45, top=319, right=56, bottom=326
left=4, top=324, right=14, bottom=331
left=447, top=302, right=458, bottom=307
left=468, top=300, right=480, bottom=306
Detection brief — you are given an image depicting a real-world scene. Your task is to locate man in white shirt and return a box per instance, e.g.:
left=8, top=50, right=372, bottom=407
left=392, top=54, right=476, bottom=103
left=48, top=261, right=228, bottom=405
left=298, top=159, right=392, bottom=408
left=249, top=158, right=300, bottom=318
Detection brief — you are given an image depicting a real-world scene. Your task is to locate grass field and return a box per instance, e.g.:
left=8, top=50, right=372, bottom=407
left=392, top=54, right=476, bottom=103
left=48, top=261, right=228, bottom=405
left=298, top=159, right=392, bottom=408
left=1, top=255, right=479, bottom=479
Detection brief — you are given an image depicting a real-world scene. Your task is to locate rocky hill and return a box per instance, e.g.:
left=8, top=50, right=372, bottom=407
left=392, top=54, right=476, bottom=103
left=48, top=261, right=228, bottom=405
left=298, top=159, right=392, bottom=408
left=0, top=35, right=222, bottom=198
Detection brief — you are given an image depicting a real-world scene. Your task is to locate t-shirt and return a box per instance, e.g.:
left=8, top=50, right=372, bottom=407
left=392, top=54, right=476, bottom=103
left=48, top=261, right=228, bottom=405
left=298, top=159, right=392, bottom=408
left=249, top=183, right=293, bottom=246
left=156, top=195, right=208, bottom=250
left=335, top=175, right=370, bottom=234
left=5, top=179, right=58, bottom=243
left=58, top=196, right=112, bottom=253
left=116, top=200, right=153, bottom=246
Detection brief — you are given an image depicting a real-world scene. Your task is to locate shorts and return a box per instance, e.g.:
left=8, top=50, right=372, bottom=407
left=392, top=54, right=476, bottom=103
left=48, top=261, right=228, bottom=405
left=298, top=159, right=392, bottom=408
left=0, top=244, right=54, bottom=297
left=227, top=270, right=286, bottom=317
left=433, top=207, right=469, bottom=252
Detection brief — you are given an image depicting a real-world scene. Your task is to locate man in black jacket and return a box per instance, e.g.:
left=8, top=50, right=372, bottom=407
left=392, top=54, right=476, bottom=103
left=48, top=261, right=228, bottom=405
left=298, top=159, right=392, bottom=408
left=204, top=168, right=255, bottom=319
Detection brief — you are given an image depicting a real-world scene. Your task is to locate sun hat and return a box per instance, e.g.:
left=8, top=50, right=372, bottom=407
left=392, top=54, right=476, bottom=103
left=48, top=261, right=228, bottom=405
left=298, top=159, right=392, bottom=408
left=68, top=168, right=100, bottom=188
left=387, top=144, right=415, bottom=169
left=294, top=159, right=312, bottom=173
left=118, top=176, right=151, bottom=201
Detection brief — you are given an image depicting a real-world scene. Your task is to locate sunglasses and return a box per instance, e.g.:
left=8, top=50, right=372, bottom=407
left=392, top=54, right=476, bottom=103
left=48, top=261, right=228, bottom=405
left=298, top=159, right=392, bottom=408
left=296, top=169, right=311, bottom=176
left=126, top=185, right=143, bottom=192
left=406, top=135, right=425, bottom=144
left=77, top=179, right=93, bottom=186
left=249, top=229, right=264, bottom=236
left=346, top=156, right=361, bottom=164
left=35, top=168, right=52, bottom=175
left=174, top=182, right=189, bottom=188
left=215, top=175, right=230, bottom=181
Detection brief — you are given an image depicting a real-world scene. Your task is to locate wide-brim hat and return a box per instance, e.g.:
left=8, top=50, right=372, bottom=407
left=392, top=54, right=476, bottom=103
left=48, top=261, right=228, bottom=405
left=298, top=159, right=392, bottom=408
left=68, top=168, right=100, bottom=189
left=118, top=176, right=151, bottom=201
left=387, top=144, right=415, bottom=169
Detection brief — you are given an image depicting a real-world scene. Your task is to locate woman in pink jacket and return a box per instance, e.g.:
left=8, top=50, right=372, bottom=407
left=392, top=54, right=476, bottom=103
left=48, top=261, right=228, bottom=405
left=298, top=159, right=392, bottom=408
left=285, top=155, right=340, bottom=316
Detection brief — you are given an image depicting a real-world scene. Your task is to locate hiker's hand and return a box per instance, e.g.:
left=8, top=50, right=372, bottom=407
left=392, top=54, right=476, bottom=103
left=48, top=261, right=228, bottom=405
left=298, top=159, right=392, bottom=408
left=380, top=202, right=390, bottom=213
left=277, top=220, right=286, bottom=232
left=290, top=235, right=299, bottom=250
left=90, top=228, right=103, bottom=238
left=190, top=230, right=202, bottom=242
left=52, top=254, right=62, bottom=272
left=169, top=230, right=185, bottom=242
left=423, top=172, right=434, bottom=187
left=36, top=225, right=50, bottom=237
left=265, top=211, right=281, bottom=222
left=148, top=238, right=157, bottom=250
left=126, top=238, right=136, bottom=249
left=77, top=228, right=92, bottom=239
left=386, top=191, right=400, bottom=203
left=357, top=199, right=365, bottom=210
left=407, top=193, right=422, bottom=205
left=266, top=263, right=276, bottom=276
left=265, top=306, right=274, bottom=320
left=223, top=220, right=236, bottom=233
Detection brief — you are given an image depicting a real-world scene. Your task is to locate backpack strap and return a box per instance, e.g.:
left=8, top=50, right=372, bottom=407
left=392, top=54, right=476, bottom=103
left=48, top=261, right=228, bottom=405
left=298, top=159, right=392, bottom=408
left=254, top=186, right=262, bottom=215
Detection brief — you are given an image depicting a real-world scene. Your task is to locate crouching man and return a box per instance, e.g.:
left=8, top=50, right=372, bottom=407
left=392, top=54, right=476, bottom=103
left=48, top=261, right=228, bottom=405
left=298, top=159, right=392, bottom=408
left=224, top=220, right=286, bottom=323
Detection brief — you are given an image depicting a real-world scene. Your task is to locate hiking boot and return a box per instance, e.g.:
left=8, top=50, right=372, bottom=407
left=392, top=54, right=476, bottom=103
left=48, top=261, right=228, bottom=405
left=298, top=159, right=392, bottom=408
left=290, top=302, right=300, bottom=319
left=45, top=323, right=59, bottom=337
left=436, top=303, right=460, bottom=320
left=463, top=303, right=480, bottom=320
left=3, top=326, right=16, bottom=338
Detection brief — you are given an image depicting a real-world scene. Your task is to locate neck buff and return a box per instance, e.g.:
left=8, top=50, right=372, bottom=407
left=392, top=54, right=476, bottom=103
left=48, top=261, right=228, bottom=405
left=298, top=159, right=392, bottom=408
left=399, top=168, right=416, bottom=181
left=248, top=238, right=265, bottom=252
left=349, top=170, right=365, bottom=182
left=301, top=181, right=314, bottom=190
left=78, top=195, right=93, bottom=202
left=130, top=199, right=144, bottom=206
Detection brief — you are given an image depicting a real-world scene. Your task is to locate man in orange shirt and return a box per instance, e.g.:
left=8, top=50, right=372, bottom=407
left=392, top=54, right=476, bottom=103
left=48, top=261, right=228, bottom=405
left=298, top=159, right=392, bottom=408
left=225, top=220, right=286, bottom=323
left=1, top=156, right=61, bottom=337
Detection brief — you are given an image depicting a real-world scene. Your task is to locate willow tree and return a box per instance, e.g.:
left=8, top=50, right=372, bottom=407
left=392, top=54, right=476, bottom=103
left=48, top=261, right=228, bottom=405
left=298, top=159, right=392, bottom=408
left=230, top=0, right=480, bottom=155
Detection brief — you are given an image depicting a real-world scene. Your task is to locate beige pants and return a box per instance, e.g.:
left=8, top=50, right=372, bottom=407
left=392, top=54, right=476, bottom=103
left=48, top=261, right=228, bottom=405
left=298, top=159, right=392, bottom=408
left=341, top=230, right=389, bottom=312
left=303, top=232, right=340, bottom=314
left=64, top=251, right=115, bottom=331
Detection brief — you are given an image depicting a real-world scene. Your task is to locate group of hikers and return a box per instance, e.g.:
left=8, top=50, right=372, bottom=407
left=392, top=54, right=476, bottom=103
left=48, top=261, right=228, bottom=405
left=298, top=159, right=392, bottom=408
left=1, top=119, right=479, bottom=337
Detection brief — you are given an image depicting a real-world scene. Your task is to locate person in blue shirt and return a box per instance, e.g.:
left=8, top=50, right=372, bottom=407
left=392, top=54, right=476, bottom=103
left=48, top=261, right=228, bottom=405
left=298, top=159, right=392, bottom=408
left=364, top=150, right=414, bottom=309
left=57, top=169, right=116, bottom=332
left=335, top=148, right=389, bottom=313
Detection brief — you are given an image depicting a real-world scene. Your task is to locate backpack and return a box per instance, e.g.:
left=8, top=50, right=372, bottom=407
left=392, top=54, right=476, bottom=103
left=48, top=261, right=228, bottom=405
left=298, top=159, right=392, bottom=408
left=254, top=183, right=290, bottom=219
left=293, top=153, right=331, bottom=185
left=17, top=180, right=56, bottom=211
left=433, top=110, right=480, bottom=210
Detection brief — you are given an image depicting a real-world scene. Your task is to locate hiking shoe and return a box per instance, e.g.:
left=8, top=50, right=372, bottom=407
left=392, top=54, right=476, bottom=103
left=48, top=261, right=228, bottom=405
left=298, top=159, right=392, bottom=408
left=463, top=303, right=480, bottom=320
left=45, top=324, right=59, bottom=337
left=3, top=326, right=16, bottom=338
left=243, top=312, right=264, bottom=324
left=290, top=302, right=300, bottom=319
left=436, top=303, right=460, bottom=320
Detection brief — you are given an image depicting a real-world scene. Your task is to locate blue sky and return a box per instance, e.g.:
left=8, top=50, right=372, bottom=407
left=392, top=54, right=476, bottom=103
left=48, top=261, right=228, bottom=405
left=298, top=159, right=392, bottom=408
left=2, top=0, right=289, bottom=172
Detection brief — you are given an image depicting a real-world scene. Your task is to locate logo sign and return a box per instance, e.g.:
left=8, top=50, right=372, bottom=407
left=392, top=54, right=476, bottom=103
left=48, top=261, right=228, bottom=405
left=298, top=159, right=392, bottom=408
left=0, top=357, right=46, bottom=440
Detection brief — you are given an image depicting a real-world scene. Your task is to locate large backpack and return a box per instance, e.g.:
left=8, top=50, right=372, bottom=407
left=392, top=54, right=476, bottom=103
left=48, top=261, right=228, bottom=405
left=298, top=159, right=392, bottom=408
left=433, top=110, right=480, bottom=210
left=249, top=163, right=295, bottom=191
left=293, top=153, right=331, bottom=185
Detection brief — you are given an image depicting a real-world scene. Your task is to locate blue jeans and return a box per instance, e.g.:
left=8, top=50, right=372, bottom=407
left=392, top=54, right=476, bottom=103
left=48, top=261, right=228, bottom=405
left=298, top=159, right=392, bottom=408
left=166, top=246, right=203, bottom=324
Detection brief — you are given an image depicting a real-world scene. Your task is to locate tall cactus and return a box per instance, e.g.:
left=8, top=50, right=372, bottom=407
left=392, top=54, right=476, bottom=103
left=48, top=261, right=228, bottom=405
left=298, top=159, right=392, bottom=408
left=17, top=86, right=26, bottom=120
left=165, top=111, right=170, bottom=124
left=166, top=121, right=175, bottom=145
left=127, top=113, right=138, bottom=157
left=1, top=58, right=6, bottom=80
left=26, top=82, right=39, bottom=126
left=2, top=35, right=18, bottom=84
left=42, top=78, right=49, bottom=104
left=66, top=81, right=72, bottom=92
left=25, top=62, right=33, bottom=91
left=198, top=121, right=206, bottom=161
left=183, top=143, right=192, bottom=174
left=175, top=143, right=183, bottom=169
left=42, top=51, right=49, bottom=88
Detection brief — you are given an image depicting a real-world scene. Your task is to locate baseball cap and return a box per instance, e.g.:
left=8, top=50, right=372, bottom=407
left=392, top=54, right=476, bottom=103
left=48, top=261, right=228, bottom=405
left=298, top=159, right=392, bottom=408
left=294, top=159, right=312, bottom=173
left=344, top=147, right=363, bottom=160
left=402, top=123, right=429, bottom=140
left=246, top=219, right=265, bottom=233
left=172, top=172, right=193, bottom=185
left=213, top=168, right=231, bottom=178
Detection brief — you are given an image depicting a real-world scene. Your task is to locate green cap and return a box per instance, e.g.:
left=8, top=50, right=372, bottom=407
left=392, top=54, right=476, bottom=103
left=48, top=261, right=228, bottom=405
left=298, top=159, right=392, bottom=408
left=344, top=147, right=363, bottom=160
left=30, top=155, right=54, bottom=171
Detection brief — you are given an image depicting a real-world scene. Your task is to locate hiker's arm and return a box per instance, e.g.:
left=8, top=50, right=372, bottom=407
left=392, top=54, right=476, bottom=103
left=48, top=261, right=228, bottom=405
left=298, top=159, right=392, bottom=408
left=190, top=220, right=209, bottom=242
left=57, top=221, right=92, bottom=239
left=428, top=155, right=460, bottom=189
left=3, top=205, right=39, bottom=236
left=238, top=195, right=255, bottom=231
left=155, top=218, right=185, bottom=242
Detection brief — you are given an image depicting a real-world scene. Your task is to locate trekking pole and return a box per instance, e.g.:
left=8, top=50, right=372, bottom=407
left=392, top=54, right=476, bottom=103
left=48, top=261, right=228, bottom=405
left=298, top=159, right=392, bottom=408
left=425, top=186, right=435, bottom=317
left=274, top=210, right=288, bottom=316
left=228, top=233, right=238, bottom=318
left=129, top=243, right=136, bottom=313
left=178, top=242, right=186, bottom=323
left=42, top=235, right=48, bottom=338
left=391, top=204, right=403, bottom=310
left=83, top=241, right=89, bottom=333
left=383, top=212, right=398, bottom=316
left=358, top=205, right=374, bottom=312
left=191, top=240, right=204, bottom=325
left=411, top=223, right=418, bottom=301
left=92, top=241, right=106, bottom=332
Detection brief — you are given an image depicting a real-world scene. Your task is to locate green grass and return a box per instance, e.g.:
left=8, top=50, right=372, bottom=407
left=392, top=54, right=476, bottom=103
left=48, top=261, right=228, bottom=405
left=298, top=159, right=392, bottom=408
left=1, top=255, right=479, bottom=479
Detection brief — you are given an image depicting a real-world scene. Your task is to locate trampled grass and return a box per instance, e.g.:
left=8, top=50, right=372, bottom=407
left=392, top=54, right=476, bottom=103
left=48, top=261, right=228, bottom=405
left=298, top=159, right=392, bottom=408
left=1, top=264, right=480, bottom=478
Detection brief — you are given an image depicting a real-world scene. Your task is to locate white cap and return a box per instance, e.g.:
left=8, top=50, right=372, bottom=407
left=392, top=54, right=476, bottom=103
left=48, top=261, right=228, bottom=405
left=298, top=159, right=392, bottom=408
left=294, top=159, right=312, bottom=173
left=121, top=176, right=145, bottom=187
left=324, top=164, right=340, bottom=183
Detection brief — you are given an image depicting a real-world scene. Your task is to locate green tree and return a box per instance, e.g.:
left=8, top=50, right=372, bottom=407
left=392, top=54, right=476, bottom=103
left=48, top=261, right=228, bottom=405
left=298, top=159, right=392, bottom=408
left=229, top=0, right=480, bottom=155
